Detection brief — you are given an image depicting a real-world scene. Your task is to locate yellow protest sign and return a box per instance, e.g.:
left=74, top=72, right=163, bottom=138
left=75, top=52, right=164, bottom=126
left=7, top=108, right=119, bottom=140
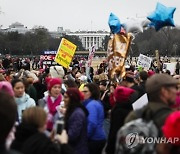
left=55, top=38, right=77, bottom=68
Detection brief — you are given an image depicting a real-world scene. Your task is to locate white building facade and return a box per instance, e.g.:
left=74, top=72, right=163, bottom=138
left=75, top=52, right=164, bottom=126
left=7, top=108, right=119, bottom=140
left=68, top=31, right=109, bottom=50
left=5, top=22, right=29, bottom=34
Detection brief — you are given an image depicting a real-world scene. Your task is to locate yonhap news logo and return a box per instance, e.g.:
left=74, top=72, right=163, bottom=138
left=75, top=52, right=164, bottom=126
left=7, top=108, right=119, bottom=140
left=125, top=132, right=179, bottom=148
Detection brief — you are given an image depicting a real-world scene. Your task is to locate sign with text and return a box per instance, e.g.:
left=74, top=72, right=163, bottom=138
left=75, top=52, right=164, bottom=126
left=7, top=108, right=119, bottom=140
left=55, top=38, right=77, bottom=68
left=137, top=54, right=152, bottom=70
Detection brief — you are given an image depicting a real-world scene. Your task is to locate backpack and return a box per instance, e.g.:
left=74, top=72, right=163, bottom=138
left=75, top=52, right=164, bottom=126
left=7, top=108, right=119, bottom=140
left=115, top=118, right=158, bottom=154
left=114, top=108, right=168, bottom=154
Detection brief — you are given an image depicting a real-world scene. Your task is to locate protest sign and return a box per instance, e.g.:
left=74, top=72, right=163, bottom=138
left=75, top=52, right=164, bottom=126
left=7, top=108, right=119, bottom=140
left=132, top=93, right=148, bottom=110
left=107, top=33, right=132, bottom=79
left=137, top=54, right=152, bottom=70
left=163, top=62, right=176, bottom=75
left=55, top=38, right=77, bottom=68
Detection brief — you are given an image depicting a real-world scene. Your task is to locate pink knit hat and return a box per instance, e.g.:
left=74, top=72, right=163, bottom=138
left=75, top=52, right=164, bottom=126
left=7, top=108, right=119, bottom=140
left=0, top=81, right=14, bottom=96
left=162, top=111, right=180, bottom=146
left=114, top=86, right=135, bottom=103
left=46, top=78, right=62, bottom=91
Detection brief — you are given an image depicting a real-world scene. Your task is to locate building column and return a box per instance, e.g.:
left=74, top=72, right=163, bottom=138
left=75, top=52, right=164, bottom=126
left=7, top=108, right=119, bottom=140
left=86, top=37, right=88, bottom=50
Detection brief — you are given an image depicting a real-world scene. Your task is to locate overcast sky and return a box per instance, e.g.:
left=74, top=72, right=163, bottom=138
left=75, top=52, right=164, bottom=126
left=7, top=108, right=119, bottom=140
left=0, top=0, right=180, bottom=32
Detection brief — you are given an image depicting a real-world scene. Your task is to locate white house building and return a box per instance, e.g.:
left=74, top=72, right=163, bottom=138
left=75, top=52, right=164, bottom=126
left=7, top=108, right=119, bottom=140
left=68, top=30, right=109, bottom=50
left=5, top=22, right=29, bottom=34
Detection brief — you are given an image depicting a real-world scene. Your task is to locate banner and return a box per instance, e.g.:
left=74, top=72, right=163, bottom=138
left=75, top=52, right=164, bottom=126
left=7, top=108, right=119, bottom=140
left=137, top=54, right=152, bottom=70
left=40, top=51, right=57, bottom=66
left=107, top=33, right=132, bottom=79
left=55, top=38, right=77, bottom=68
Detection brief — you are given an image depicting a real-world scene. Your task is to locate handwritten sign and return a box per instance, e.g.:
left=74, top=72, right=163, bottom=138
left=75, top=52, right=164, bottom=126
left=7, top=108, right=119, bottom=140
left=137, top=54, right=152, bottom=70
left=55, top=38, right=77, bottom=68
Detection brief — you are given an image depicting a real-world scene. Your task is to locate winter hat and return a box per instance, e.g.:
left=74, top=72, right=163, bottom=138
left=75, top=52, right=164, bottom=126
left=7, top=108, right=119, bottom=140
left=147, top=70, right=155, bottom=77
left=46, top=78, right=62, bottom=91
left=50, top=66, right=64, bottom=79
left=78, top=75, right=87, bottom=82
left=114, top=86, right=135, bottom=103
left=162, top=111, right=180, bottom=146
left=0, top=81, right=14, bottom=96
left=146, top=74, right=178, bottom=94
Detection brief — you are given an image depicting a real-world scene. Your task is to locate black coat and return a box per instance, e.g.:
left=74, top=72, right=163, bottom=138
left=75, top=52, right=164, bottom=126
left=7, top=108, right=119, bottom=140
left=0, top=144, right=21, bottom=154
left=105, top=92, right=138, bottom=154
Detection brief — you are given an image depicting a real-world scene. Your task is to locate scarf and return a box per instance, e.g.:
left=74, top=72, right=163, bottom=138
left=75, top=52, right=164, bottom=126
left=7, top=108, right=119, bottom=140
left=46, top=94, right=62, bottom=131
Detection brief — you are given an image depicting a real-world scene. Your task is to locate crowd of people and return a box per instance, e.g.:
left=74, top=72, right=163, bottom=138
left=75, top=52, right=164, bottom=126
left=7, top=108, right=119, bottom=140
left=0, top=54, right=180, bottom=154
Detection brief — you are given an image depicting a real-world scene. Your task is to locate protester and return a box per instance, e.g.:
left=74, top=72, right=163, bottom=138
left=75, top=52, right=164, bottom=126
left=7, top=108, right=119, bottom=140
left=24, top=77, right=38, bottom=103
left=105, top=86, right=136, bottom=154
left=137, top=71, right=148, bottom=97
left=64, top=79, right=77, bottom=89
left=64, top=88, right=89, bottom=154
left=125, top=74, right=178, bottom=136
left=176, top=59, right=180, bottom=75
left=11, top=107, right=73, bottom=154
left=99, top=80, right=111, bottom=138
left=0, top=91, right=20, bottom=154
left=11, top=79, right=36, bottom=122
left=82, top=83, right=106, bottom=154
left=109, top=83, right=116, bottom=108
left=38, top=78, right=62, bottom=131
left=0, top=81, right=14, bottom=96
left=79, top=75, right=88, bottom=91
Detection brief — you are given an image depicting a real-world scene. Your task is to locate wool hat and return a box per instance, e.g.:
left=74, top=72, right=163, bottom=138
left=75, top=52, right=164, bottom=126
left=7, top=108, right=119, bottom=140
left=147, top=70, right=155, bottom=77
left=146, top=74, right=178, bottom=94
left=46, top=78, right=62, bottom=91
left=0, top=81, right=14, bottom=96
left=78, top=75, right=87, bottom=82
left=114, top=86, right=135, bottom=103
left=162, top=111, right=180, bottom=146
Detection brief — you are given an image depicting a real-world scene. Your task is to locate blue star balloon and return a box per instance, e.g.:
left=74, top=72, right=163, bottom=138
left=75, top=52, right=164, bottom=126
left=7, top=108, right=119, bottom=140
left=108, top=13, right=121, bottom=34
left=147, top=3, right=176, bottom=31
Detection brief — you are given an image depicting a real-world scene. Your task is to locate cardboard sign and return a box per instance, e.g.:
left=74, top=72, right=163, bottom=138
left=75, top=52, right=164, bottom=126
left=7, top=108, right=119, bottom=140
left=55, top=38, right=77, bottom=68
left=137, top=54, right=152, bottom=70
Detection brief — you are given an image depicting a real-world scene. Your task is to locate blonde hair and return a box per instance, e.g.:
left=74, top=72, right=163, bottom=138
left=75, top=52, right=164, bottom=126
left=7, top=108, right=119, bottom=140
left=22, top=107, right=47, bottom=128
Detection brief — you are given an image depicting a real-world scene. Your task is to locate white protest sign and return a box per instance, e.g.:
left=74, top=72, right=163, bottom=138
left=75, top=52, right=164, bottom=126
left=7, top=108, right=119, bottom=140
left=137, top=54, right=152, bottom=70
left=163, top=62, right=176, bottom=75
left=132, top=93, right=148, bottom=110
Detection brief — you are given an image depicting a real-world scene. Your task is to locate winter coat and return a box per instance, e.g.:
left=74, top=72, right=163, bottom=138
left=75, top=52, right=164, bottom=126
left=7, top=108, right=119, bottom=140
left=67, top=108, right=89, bottom=154
left=83, top=99, right=106, bottom=141
left=11, top=123, right=73, bottom=154
left=15, top=93, right=36, bottom=121
left=0, top=144, right=21, bottom=154
left=105, top=99, right=134, bottom=154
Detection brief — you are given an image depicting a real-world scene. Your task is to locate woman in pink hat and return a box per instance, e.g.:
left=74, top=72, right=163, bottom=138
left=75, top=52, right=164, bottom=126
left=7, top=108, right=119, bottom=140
left=38, top=78, right=62, bottom=131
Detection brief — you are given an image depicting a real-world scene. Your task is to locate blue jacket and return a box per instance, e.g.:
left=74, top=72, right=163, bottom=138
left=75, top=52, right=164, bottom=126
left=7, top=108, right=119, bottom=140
left=83, top=99, right=106, bottom=141
left=67, top=107, right=89, bottom=154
